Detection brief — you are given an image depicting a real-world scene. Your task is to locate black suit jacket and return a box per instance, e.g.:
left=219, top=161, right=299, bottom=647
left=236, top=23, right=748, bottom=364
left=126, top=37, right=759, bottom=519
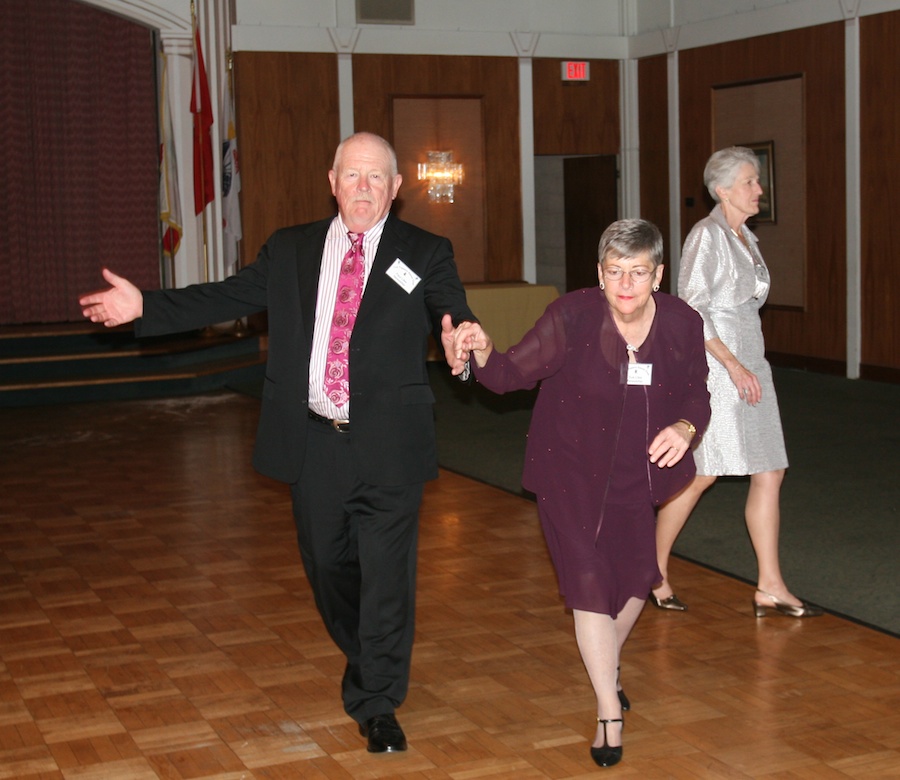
left=136, top=213, right=475, bottom=486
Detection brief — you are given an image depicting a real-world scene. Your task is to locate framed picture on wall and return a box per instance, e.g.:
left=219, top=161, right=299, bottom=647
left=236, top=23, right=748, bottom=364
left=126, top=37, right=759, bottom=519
left=740, top=141, right=776, bottom=223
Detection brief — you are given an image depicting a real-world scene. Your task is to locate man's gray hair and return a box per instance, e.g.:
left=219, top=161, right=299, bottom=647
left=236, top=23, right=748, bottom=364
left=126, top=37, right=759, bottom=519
left=332, top=132, right=399, bottom=176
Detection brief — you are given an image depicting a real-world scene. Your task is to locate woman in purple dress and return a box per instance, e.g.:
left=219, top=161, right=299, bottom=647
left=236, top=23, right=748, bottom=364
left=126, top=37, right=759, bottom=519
left=453, top=220, right=710, bottom=768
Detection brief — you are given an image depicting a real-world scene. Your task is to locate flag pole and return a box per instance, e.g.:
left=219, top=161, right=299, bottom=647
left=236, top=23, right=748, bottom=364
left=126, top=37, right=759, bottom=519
left=226, top=49, right=248, bottom=338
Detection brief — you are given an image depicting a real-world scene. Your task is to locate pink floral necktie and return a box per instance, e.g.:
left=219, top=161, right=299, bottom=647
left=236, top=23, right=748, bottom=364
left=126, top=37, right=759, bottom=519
left=324, top=232, right=365, bottom=408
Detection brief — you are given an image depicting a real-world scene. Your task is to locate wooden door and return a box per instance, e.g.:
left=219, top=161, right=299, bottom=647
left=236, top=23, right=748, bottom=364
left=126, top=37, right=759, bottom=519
left=564, top=155, right=618, bottom=292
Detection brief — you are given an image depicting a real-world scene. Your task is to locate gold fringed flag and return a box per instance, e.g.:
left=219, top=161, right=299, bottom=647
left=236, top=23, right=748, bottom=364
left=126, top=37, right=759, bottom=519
left=158, top=53, right=182, bottom=259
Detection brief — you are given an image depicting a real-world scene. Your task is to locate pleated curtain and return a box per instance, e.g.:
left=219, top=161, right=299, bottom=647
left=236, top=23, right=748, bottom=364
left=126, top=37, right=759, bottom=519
left=0, top=0, right=160, bottom=324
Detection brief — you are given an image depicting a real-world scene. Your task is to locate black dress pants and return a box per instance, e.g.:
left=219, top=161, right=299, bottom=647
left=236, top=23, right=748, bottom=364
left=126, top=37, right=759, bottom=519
left=290, top=421, right=423, bottom=722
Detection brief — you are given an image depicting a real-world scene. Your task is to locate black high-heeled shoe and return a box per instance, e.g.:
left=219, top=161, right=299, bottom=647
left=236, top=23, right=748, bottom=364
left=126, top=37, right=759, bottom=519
left=616, top=666, right=630, bottom=711
left=753, top=589, right=823, bottom=618
left=590, top=717, right=623, bottom=767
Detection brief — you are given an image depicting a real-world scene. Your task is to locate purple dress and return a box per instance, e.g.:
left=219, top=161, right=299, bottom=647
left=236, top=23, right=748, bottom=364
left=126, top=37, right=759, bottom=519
left=474, top=289, right=711, bottom=617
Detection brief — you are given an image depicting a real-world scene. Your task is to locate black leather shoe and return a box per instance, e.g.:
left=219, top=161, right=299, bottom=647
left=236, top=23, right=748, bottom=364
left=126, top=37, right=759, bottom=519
left=359, top=713, right=407, bottom=753
left=590, top=717, right=624, bottom=767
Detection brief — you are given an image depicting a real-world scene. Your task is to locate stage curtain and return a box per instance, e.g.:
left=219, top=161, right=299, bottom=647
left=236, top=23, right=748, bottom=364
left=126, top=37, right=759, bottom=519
left=0, top=0, right=160, bottom=325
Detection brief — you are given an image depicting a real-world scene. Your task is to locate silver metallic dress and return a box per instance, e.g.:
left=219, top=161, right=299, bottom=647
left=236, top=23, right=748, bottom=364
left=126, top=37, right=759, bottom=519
left=678, top=206, right=788, bottom=476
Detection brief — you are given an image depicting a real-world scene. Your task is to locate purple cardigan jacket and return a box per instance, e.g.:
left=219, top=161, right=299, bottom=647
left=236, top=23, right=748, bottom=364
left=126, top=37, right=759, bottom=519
left=474, top=288, right=711, bottom=538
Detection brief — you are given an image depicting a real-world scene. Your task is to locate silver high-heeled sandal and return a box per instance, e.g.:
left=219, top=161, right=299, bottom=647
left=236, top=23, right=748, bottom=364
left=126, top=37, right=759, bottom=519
left=649, top=591, right=688, bottom=611
left=753, top=589, right=823, bottom=618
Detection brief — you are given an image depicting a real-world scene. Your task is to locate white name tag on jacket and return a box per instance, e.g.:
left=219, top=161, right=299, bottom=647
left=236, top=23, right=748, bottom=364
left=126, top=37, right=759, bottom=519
left=386, top=259, right=421, bottom=293
left=626, top=362, right=653, bottom=385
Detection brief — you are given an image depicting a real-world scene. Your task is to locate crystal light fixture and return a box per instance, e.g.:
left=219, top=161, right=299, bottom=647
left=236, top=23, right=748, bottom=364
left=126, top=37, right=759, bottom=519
left=417, top=151, right=464, bottom=203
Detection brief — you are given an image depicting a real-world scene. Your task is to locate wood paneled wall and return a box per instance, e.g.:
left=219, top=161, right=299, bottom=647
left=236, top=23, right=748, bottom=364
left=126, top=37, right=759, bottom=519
left=392, top=97, right=487, bottom=282
left=232, top=53, right=622, bottom=285
left=532, top=59, right=619, bottom=155
left=231, top=35, right=898, bottom=377
left=352, top=54, right=522, bottom=282
left=678, top=23, right=846, bottom=366
left=861, top=11, right=900, bottom=379
left=233, top=52, right=341, bottom=268
left=638, top=54, right=671, bottom=286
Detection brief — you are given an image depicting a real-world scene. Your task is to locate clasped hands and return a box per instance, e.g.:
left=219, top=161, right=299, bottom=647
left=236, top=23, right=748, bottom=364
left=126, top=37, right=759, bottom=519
left=439, top=315, right=492, bottom=376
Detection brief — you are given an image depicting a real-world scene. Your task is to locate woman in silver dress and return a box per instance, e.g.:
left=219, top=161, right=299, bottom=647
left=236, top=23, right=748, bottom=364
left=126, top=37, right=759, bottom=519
left=651, top=147, right=822, bottom=618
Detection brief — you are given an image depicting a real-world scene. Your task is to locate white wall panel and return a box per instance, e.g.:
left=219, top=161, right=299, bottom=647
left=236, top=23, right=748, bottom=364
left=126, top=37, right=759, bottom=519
left=671, top=0, right=793, bottom=28
left=234, top=0, right=337, bottom=26
left=413, top=0, right=623, bottom=35
left=228, top=0, right=900, bottom=57
left=234, top=0, right=624, bottom=36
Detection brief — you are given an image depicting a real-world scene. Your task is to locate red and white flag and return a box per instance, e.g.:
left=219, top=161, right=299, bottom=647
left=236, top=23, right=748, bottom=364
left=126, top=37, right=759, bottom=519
left=221, top=81, right=242, bottom=274
left=191, top=25, right=214, bottom=215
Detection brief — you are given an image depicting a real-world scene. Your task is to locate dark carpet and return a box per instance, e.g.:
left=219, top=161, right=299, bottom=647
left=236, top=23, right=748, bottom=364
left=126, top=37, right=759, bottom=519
left=428, top=363, right=900, bottom=637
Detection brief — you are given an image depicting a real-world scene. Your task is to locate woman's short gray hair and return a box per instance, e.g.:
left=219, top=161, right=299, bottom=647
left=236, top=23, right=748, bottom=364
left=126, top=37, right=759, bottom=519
left=703, top=146, right=760, bottom=202
left=597, top=219, right=664, bottom=268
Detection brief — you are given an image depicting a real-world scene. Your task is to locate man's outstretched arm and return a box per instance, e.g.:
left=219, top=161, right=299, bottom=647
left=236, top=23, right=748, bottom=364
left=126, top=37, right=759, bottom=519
left=79, top=268, right=143, bottom=327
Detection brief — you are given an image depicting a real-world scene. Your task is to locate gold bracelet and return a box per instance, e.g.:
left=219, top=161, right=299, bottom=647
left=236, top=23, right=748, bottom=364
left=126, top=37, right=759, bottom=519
left=677, top=419, right=696, bottom=438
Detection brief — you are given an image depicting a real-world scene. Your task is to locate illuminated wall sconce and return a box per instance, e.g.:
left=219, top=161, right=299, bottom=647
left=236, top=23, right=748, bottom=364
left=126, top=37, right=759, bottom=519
left=417, top=151, right=464, bottom=203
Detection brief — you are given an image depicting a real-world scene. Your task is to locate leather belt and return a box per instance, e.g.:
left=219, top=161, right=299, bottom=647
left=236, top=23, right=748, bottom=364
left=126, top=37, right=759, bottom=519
left=308, top=409, right=351, bottom=433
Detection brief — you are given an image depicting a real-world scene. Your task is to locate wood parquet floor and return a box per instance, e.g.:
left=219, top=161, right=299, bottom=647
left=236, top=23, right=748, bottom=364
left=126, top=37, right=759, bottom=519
left=1, top=390, right=898, bottom=779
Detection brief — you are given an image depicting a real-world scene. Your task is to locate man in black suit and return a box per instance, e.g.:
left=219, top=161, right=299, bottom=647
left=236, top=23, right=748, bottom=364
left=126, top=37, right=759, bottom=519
left=80, top=132, right=476, bottom=753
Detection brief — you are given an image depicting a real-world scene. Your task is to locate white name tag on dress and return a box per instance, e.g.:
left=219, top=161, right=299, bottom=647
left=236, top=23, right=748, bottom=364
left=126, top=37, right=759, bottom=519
left=386, top=259, right=421, bottom=294
left=627, top=362, right=653, bottom=385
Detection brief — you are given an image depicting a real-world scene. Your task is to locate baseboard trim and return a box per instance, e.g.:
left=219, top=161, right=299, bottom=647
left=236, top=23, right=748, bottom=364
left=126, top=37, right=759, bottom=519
left=766, top=352, right=845, bottom=376
left=767, top=352, right=899, bottom=384
left=859, top=364, right=900, bottom=384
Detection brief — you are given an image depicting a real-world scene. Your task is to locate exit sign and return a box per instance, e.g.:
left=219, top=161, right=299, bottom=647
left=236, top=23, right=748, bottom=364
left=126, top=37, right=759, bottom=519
left=561, top=61, right=590, bottom=81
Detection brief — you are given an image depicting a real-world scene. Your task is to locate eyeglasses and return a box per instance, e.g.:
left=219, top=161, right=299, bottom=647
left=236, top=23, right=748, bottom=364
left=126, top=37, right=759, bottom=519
left=602, top=267, right=654, bottom=283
